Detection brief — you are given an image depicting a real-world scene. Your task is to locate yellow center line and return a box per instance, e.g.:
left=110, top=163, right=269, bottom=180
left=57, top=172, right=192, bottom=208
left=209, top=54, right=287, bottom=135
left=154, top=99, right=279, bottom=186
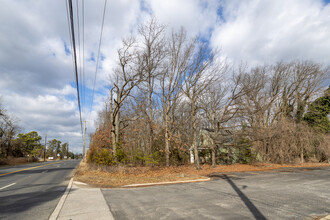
left=0, top=161, right=64, bottom=177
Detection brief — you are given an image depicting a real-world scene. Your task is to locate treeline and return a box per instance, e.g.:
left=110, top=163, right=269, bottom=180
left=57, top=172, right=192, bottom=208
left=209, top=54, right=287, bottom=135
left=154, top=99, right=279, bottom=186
left=88, top=19, right=330, bottom=168
left=0, top=105, right=74, bottom=163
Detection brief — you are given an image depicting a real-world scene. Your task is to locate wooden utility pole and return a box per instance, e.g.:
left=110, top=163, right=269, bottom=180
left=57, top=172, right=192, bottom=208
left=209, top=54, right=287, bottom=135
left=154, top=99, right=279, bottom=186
left=83, top=121, right=87, bottom=161
left=44, top=134, right=47, bottom=162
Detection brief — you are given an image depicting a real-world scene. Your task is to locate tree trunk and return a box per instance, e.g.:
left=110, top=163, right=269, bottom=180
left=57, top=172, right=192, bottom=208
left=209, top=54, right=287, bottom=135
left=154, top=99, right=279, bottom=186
left=228, top=147, right=232, bottom=164
left=211, top=144, right=216, bottom=168
left=211, top=127, right=218, bottom=168
left=112, top=95, right=120, bottom=161
left=191, top=102, right=201, bottom=170
left=148, top=80, right=154, bottom=154
left=111, top=129, right=116, bottom=156
left=115, top=110, right=120, bottom=144
left=109, top=90, right=116, bottom=156
left=165, top=118, right=170, bottom=167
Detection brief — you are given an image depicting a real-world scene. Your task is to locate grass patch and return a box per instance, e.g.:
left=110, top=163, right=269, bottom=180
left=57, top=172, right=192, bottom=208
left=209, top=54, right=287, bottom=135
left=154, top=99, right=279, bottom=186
left=74, top=162, right=330, bottom=188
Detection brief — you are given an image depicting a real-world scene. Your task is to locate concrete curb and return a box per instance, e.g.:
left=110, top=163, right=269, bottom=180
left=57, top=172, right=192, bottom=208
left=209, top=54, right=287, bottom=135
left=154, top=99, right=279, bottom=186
left=122, top=177, right=211, bottom=188
left=49, top=178, right=73, bottom=220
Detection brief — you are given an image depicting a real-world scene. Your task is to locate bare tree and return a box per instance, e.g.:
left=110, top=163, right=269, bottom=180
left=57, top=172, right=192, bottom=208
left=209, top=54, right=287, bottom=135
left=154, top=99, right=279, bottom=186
left=200, top=70, right=245, bottom=167
left=160, top=28, right=192, bottom=166
left=0, top=106, right=19, bottom=158
left=237, top=61, right=329, bottom=163
left=181, top=41, right=218, bottom=169
left=109, top=37, right=142, bottom=158
left=290, top=61, right=328, bottom=122
left=138, top=18, right=167, bottom=154
left=89, top=16, right=330, bottom=167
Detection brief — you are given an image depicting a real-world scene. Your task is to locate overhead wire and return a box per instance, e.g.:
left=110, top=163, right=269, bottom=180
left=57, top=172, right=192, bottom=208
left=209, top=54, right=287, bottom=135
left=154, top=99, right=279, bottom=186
left=82, top=0, right=86, bottom=120
left=76, top=0, right=84, bottom=119
left=89, top=0, right=108, bottom=122
left=66, top=0, right=82, bottom=138
left=65, top=0, right=107, bottom=142
left=65, top=0, right=76, bottom=89
left=67, top=0, right=83, bottom=135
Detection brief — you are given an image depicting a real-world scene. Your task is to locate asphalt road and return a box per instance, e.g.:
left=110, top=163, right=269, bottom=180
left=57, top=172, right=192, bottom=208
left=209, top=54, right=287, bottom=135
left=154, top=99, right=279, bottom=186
left=102, top=166, right=330, bottom=220
left=0, top=159, right=80, bottom=220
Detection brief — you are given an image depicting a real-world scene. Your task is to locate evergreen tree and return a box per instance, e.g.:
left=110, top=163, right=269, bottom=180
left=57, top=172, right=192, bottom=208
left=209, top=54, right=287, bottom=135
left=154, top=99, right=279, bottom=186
left=303, top=87, right=330, bottom=133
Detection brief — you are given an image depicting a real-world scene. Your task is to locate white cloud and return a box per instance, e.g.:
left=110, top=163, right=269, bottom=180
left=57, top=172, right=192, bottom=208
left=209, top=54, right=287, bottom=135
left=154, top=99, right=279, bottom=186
left=211, top=0, right=330, bottom=66
left=0, top=0, right=145, bottom=153
left=145, top=0, right=220, bottom=38
left=1, top=86, right=83, bottom=152
left=1, top=0, right=329, bottom=153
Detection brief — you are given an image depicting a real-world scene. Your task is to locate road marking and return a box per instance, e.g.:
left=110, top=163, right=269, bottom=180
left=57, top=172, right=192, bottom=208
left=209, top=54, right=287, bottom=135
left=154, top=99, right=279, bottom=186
left=49, top=178, right=73, bottom=220
left=0, top=161, right=64, bottom=177
left=0, top=183, right=16, bottom=190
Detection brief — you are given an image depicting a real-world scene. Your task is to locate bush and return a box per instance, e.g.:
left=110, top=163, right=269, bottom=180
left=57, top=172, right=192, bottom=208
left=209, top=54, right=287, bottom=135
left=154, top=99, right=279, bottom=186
left=87, top=148, right=116, bottom=166
left=115, top=148, right=128, bottom=163
left=251, top=119, right=329, bottom=163
left=170, top=148, right=189, bottom=166
left=132, top=149, right=163, bottom=166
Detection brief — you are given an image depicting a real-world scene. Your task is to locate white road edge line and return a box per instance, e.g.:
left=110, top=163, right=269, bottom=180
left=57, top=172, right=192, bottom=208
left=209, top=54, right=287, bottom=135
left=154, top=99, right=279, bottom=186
left=49, top=178, right=73, bottom=220
left=0, top=183, right=16, bottom=190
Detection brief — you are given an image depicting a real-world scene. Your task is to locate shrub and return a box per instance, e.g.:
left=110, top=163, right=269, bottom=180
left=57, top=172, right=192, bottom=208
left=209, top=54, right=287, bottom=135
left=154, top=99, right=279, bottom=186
left=115, top=148, right=128, bottom=163
left=88, top=148, right=116, bottom=166
left=132, top=149, right=164, bottom=166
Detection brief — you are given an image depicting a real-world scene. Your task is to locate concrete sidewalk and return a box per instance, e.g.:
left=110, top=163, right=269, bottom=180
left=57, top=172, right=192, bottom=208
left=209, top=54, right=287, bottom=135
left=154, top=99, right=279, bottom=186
left=50, top=179, right=114, bottom=220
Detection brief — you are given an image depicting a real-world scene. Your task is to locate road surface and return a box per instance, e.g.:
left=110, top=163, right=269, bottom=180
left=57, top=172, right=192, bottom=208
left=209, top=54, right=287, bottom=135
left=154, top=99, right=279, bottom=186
left=102, top=166, right=330, bottom=220
left=0, top=160, right=80, bottom=220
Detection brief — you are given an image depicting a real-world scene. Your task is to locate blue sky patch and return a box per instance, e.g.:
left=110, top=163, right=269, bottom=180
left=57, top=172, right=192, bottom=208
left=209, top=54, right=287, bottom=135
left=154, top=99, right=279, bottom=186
left=64, top=41, right=71, bottom=55
left=100, top=53, right=105, bottom=61
left=89, top=53, right=95, bottom=62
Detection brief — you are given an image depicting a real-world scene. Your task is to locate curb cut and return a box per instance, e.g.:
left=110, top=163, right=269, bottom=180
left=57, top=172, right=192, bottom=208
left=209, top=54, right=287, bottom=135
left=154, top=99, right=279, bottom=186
left=122, top=177, right=211, bottom=188
left=49, top=178, right=73, bottom=220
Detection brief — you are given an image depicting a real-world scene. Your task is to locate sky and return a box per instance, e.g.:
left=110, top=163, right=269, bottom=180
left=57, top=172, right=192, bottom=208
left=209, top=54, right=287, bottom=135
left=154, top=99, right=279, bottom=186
left=0, top=0, right=329, bottom=153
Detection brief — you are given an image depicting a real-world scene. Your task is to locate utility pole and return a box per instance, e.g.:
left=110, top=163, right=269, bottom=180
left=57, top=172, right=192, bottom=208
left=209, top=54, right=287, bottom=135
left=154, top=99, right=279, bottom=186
left=44, top=134, right=47, bottom=162
left=67, top=143, right=69, bottom=159
left=83, top=120, right=87, bottom=161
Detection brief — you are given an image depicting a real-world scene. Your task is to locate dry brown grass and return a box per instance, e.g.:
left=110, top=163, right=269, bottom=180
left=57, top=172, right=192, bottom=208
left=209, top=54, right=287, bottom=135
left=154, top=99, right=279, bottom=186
left=74, top=162, right=330, bottom=188
left=0, top=157, right=38, bottom=166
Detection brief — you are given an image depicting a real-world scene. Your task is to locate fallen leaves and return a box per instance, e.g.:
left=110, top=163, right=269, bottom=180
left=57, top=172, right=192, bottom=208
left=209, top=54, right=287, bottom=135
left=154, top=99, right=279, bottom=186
left=74, top=162, right=330, bottom=188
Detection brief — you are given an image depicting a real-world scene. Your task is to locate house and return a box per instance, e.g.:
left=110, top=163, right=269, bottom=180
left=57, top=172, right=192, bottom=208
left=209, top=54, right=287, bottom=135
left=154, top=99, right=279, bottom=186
left=190, top=128, right=234, bottom=163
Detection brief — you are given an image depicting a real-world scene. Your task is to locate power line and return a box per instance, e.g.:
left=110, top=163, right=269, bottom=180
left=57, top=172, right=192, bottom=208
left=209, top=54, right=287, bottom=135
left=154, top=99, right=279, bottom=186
left=89, top=0, right=107, bottom=120
left=76, top=0, right=83, bottom=118
left=68, top=0, right=83, bottom=135
left=82, top=0, right=86, bottom=119
left=65, top=0, right=76, bottom=88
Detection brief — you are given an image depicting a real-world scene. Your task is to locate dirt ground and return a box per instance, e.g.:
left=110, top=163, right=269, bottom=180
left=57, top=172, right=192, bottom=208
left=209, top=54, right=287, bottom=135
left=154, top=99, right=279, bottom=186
left=74, top=162, right=330, bottom=188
